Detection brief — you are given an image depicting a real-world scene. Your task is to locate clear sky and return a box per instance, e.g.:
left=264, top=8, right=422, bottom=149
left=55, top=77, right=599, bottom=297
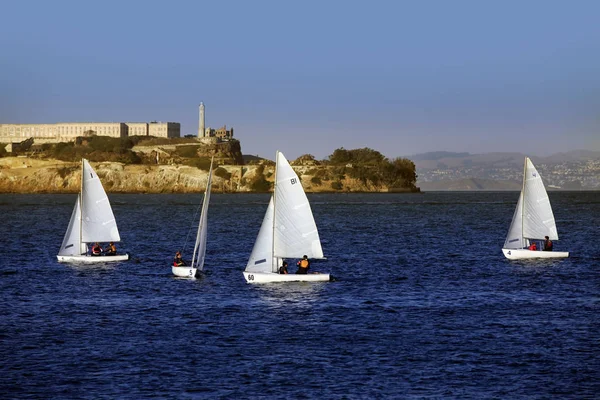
left=1, top=0, right=599, bottom=160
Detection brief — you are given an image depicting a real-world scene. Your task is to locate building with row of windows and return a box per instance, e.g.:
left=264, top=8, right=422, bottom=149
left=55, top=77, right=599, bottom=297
left=0, top=121, right=181, bottom=144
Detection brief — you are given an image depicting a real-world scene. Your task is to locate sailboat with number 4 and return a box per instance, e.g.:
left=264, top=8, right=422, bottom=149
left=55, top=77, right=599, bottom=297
left=243, top=151, right=330, bottom=283
left=502, top=157, right=569, bottom=260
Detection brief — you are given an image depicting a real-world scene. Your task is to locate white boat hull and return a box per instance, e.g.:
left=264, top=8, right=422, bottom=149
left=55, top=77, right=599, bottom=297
left=243, top=271, right=330, bottom=283
left=172, top=266, right=198, bottom=278
left=502, top=249, right=569, bottom=260
left=57, top=254, right=130, bottom=263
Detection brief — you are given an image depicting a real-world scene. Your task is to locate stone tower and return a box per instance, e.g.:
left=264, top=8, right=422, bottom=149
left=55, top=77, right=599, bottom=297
left=198, top=102, right=205, bottom=137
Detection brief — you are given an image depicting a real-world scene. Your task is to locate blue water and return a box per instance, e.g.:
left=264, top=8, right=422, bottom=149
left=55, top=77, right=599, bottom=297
left=1, top=192, right=598, bottom=399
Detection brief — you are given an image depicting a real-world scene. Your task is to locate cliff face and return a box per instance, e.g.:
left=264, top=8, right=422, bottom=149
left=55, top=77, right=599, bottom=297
left=0, top=157, right=419, bottom=193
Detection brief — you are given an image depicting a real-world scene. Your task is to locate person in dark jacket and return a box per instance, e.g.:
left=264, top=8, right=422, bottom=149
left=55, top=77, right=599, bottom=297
left=279, top=261, right=288, bottom=274
left=543, top=236, right=553, bottom=251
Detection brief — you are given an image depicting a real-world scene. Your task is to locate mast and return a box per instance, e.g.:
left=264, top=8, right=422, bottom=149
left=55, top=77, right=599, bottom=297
left=521, top=157, right=527, bottom=247
left=79, top=158, right=84, bottom=255
left=272, top=151, right=278, bottom=272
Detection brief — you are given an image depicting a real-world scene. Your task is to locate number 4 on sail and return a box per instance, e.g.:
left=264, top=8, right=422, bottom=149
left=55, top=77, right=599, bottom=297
left=502, top=157, right=569, bottom=260
left=57, top=159, right=129, bottom=263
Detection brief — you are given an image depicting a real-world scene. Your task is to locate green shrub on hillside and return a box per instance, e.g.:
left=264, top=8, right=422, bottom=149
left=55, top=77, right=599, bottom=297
left=176, top=145, right=200, bottom=158
left=249, top=165, right=272, bottom=192
left=214, top=167, right=231, bottom=180
left=183, top=157, right=212, bottom=171
left=326, top=147, right=417, bottom=189
left=331, top=181, right=343, bottom=190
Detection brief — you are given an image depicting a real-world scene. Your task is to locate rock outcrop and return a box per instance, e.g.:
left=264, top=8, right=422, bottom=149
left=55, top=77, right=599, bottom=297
left=0, top=157, right=419, bottom=193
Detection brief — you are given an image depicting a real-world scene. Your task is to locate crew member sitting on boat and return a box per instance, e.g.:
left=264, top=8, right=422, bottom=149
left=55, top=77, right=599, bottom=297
left=173, top=251, right=186, bottom=267
left=91, top=242, right=103, bottom=256
left=543, top=236, right=553, bottom=251
left=528, top=241, right=537, bottom=251
left=104, top=242, right=117, bottom=256
left=296, top=255, right=310, bottom=274
left=279, top=261, right=288, bottom=274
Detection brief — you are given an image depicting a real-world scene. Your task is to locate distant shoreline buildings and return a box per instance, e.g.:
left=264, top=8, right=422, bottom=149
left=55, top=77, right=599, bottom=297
left=1, top=102, right=234, bottom=147
left=0, top=121, right=180, bottom=144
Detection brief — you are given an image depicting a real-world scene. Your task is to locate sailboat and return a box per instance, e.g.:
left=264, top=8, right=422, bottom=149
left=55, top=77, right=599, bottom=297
left=243, top=151, right=330, bottom=283
left=172, top=158, right=214, bottom=278
left=502, top=157, right=569, bottom=260
left=57, top=159, right=129, bottom=263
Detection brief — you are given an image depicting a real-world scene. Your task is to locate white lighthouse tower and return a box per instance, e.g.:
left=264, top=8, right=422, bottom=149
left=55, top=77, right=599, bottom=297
left=198, top=102, right=205, bottom=137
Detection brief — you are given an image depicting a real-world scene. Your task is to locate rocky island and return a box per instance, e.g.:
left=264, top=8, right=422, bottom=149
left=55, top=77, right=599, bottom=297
left=0, top=136, right=419, bottom=194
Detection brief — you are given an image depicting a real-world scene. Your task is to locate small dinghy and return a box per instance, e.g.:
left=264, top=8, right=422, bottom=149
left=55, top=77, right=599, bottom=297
left=57, top=159, right=129, bottom=263
left=243, top=151, right=330, bottom=283
left=502, top=157, right=569, bottom=260
left=172, top=158, right=213, bottom=278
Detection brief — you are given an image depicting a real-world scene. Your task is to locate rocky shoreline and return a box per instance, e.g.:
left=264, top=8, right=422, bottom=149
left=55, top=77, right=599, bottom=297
left=0, top=157, right=419, bottom=194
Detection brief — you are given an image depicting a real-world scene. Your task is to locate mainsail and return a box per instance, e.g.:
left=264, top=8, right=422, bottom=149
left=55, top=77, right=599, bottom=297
left=273, top=151, right=324, bottom=260
left=503, top=157, right=558, bottom=249
left=191, top=159, right=213, bottom=270
left=80, top=159, right=121, bottom=243
left=521, top=158, right=558, bottom=241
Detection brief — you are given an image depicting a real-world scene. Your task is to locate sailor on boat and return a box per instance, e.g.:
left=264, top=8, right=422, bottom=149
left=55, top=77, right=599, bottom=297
left=543, top=236, right=553, bottom=251
left=91, top=243, right=103, bottom=256
left=173, top=251, right=187, bottom=267
left=296, top=255, right=310, bottom=274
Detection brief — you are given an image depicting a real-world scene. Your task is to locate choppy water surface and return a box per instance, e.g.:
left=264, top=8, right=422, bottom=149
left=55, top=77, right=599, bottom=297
left=1, top=192, right=598, bottom=399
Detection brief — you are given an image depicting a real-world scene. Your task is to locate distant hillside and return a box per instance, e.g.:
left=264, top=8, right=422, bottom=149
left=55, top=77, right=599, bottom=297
left=409, top=151, right=471, bottom=161
left=419, top=179, right=521, bottom=191
left=411, top=150, right=600, bottom=190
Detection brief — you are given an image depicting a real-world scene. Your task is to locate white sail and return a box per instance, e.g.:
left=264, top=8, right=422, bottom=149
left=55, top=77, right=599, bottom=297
left=522, top=158, right=558, bottom=240
left=503, top=191, right=524, bottom=249
left=80, top=159, right=121, bottom=243
left=58, top=196, right=87, bottom=256
left=273, top=151, right=324, bottom=259
left=191, top=158, right=213, bottom=271
left=245, top=197, right=277, bottom=273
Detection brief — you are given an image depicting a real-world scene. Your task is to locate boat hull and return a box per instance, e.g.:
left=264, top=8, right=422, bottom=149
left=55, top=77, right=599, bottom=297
left=502, top=249, right=569, bottom=260
left=57, top=254, right=130, bottom=263
left=172, top=266, right=198, bottom=278
left=243, top=271, right=330, bottom=283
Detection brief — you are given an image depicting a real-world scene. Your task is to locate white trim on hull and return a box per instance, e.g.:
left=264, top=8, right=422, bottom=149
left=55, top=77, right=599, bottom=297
left=57, top=254, right=130, bottom=263
left=172, top=266, right=198, bottom=278
left=502, top=248, right=569, bottom=260
left=243, top=271, right=330, bottom=284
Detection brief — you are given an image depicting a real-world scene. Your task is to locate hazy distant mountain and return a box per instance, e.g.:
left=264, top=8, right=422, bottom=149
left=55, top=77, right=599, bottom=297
left=418, top=178, right=522, bottom=191
left=409, top=151, right=471, bottom=161
left=410, top=150, right=600, bottom=190
left=408, top=150, right=600, bottom=170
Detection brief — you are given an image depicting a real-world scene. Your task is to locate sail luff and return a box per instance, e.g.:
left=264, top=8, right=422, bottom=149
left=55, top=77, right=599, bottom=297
left=271, top=151, right=279, bottom=273
left=79, top=159, right=84, bottom=253
left=520, top=157, right=526, bottom=245
left=191, top=157, right=213, bottom=270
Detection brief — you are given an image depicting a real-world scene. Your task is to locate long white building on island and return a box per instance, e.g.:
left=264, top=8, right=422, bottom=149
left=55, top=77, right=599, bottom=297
left=0, top=121, right=180, bottom=144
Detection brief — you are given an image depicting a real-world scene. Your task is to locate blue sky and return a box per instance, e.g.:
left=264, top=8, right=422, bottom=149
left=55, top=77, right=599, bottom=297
left=1, top=0, right=599, bottom=160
